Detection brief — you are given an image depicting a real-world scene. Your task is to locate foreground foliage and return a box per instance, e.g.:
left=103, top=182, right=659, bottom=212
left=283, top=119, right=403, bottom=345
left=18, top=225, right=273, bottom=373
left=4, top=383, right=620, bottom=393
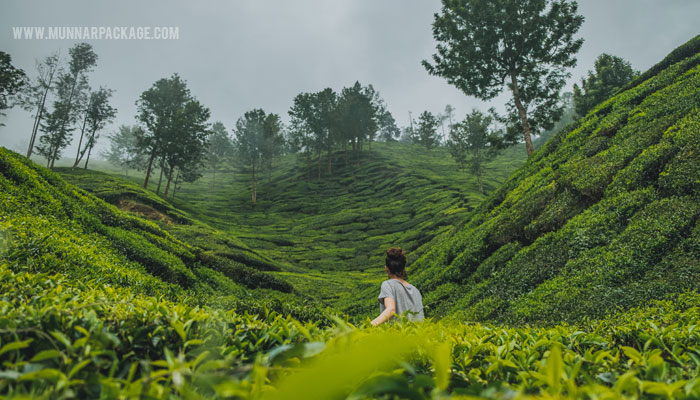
left=2, top=259, right=700, bottom=399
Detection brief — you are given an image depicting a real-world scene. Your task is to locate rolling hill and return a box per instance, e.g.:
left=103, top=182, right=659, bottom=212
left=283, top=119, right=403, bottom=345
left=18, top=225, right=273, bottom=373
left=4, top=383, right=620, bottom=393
left=410, top=34, right=700, bottom=324
left=58, top=141, right=526, bottom=317
left=1, top=33, right=700, bottom=400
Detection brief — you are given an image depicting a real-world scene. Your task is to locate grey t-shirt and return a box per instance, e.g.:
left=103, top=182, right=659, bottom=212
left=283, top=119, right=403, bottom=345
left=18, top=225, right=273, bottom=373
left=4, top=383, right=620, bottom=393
left=378, top=279, right=424, bottom=322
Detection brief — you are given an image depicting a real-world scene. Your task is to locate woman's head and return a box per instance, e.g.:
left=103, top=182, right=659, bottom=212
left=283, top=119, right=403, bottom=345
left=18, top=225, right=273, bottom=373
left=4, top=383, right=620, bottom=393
left=385, top=247, right=407, bottom=279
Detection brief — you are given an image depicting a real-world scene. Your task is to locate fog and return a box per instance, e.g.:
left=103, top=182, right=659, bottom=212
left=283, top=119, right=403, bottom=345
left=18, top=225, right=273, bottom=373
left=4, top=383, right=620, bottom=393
left=1, top=0, right=698, bottom=157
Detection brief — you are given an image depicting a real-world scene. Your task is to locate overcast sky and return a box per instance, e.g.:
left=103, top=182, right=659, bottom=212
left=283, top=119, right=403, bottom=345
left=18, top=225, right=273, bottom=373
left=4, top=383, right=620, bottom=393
left=1, top=0, right=699, bottom=157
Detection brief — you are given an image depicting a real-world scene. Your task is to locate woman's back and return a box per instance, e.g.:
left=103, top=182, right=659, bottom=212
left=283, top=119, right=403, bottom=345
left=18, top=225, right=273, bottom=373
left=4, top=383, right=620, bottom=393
left=378, top=279, right=424, bottom=321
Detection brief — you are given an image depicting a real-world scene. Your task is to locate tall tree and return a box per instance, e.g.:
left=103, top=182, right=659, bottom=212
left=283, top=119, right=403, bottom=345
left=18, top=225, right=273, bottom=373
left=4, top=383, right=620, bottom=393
left=377, top=108, right=400, bottom=142
left=423, top=0, right=584, bottom=156
left=73, top=87, right=116, bottom=168
left=261, top=113, right=285, bottom=180
left=17, top=53, right=60, bottom=158
left=161, top=98, right=211, bottom=199
left=233, top=109, right=266, bottom=205
left=288, top=93, right=316, bottom=179
left=316, top=88, right=337, bottom=176
left=573, top=53, right=638, bottom=117
left=448, top=109, right=517, bottom=193
left=415, top=111, right=440, bottom=150
left=0, top=51, right=27, bottom=127
left=36, top=43, right=97, bottom=167
left=136, top=73, right=191, bottom=189
left=205, top=121, right=234, bottom=188
left=336, top=82, right=376, bottom=166
left=103, top=125, right=145, bottom=176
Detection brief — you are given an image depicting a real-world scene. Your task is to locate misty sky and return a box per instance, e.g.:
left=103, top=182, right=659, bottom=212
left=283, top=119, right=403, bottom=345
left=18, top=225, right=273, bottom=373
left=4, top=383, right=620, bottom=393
left=1, top=0, right=699, bottom=157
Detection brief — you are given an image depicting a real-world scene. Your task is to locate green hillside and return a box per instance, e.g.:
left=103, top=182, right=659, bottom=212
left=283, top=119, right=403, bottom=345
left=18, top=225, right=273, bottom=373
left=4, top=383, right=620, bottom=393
left=411, top=35, right=700, bottom=324
left=0, top=148, right=332, bottom=321
left=2, top=34, right=700, bottom=400
left=58, top=142, right=525, bottom=317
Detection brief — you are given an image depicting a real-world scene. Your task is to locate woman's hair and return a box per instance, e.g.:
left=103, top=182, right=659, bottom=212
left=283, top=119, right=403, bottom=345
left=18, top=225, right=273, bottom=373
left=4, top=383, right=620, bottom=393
left=385, top=247, right=407, bottom=279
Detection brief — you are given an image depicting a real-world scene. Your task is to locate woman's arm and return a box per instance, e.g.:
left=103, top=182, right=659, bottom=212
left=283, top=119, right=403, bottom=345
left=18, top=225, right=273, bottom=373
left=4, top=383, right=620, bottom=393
left=371, top=297, right=396, bottom=326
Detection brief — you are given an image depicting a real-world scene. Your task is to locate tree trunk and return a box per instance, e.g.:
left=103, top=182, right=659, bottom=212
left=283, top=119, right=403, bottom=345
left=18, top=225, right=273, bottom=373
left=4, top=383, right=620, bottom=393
left=75, top=129, right=94, bottom=168
left=509, top=72, right=534, bottom=156
left=172, top=169, right=180, bottom=200
left=163, top=165, right=174, bottom=199
left=83, top=134, right=94, bottom=169
left=251, top=166, right=257, bottom=205
left=327, top=145, right=332, bottom=175
left=52, top=72, right=79, bottom=170
left=211, top=169, right=216, bottom=189
left=143, top=149, right=156, bottom=188
left=27, top=96, right=47, bottom=159
left=156, top=165, right=165, bottom=195
left=317, top=148, right=322, bottom=180
left=73, top=111, right=89, bottom=168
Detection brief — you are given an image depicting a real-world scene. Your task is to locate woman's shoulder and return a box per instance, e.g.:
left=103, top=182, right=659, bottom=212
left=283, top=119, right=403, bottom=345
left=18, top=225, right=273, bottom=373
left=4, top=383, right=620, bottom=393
left=384, top=279, right=413, bottom=288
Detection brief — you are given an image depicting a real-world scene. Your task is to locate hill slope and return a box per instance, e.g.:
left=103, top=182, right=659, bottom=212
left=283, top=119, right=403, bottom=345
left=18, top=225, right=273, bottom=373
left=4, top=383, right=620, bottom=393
left=0, top=148, right=336, bottom=320
left=61, top=142, right=525, bottom=317
left=411, top=35, right=700, bottom=324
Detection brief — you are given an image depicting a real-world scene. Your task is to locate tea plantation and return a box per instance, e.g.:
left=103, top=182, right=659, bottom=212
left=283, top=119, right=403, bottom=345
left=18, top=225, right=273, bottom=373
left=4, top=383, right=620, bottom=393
left=0, top=35, right=699, bottom=399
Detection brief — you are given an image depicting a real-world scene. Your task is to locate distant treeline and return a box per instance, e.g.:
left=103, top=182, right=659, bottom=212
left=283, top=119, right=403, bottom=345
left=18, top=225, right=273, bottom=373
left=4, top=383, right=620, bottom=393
left=0, top=0, right=638, bottom=204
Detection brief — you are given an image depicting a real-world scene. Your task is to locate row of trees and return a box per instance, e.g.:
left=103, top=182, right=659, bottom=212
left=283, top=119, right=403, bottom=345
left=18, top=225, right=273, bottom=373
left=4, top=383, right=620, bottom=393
left=288, top=82, right=398, bottom=179
left=0, top=44, right=117, bottom=169
left=105, top=81, right=398, bottom=204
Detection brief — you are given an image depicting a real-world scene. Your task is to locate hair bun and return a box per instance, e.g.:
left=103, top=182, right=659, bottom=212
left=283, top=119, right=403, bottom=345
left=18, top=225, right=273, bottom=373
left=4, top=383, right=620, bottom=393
left=385, top=247, right=407, bottom=279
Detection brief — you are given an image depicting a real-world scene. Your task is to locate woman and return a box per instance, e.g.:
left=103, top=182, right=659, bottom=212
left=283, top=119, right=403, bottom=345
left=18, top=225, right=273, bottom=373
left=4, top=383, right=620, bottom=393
left=371, top=247, right=424, bottom=326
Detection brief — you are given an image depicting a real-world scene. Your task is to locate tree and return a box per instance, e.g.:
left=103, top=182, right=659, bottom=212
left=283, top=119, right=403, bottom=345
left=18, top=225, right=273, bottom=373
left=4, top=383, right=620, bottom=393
left=205, top=121, right=234, bottom=188
left=415, top=111, right=440, bottom=149
left=335, top=82, right=376, bottom=166
left=103, top=125, right=144, bottom=176
left=36, top=43, right=97, bottom=167
left=74, top=87, right=116, bottom=168
left=423, top=0, right=584, bottom=156
left=288, top=93, right=316, bottom=179
left=448, top=109, right=516, bottom=193
left=160, top=98, right=210, bottom=199
left=314, top=88, right=337, bottom=177
left=136, top=73, right=191, bottom=189
left=438, top=104, right=455, bottom=144
left=17, top=53, right=60, bottom=159
left=233, top=109, right=266, bottom=205
left=261, top=113, right=285, bottom=180
left=377, top=108, right=400, bottom=142
left=0, top=51, right=28, bottom=127
left=573, top=53, right=638, bottom=117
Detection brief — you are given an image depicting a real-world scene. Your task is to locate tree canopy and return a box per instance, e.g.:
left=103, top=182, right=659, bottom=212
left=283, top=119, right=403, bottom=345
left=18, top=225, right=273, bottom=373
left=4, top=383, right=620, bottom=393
left=423, top=0, right=584, bottom=156
left=573, top=53, right=638, bottom=117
